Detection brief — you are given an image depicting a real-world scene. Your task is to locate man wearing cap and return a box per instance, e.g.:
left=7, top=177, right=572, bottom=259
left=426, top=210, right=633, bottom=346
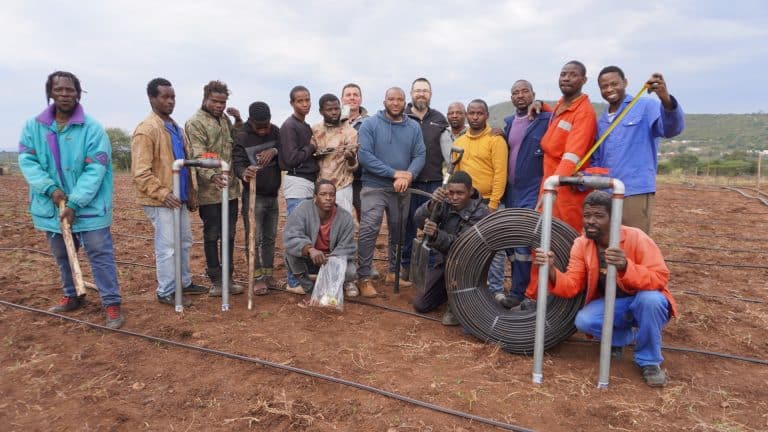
left=232, top=101, right=281, bottom=295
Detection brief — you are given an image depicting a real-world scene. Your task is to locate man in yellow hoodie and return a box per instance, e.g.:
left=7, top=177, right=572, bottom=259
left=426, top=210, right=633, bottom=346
left=453, top=99, right=508, bottom=302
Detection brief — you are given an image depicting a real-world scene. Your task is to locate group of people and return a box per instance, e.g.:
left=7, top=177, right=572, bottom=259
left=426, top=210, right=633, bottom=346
left=18, top=60, right=684, bottom=387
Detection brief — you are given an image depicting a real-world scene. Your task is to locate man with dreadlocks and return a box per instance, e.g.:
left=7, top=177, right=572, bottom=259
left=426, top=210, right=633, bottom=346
left=185, top=80, right=244, bottom=297
left=18, top=71, right=125, bottom=328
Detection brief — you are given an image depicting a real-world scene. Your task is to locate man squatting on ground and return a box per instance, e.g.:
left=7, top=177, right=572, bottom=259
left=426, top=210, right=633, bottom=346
left=532, top=190, right=677, bottom=387
left=232, top=101, right=281, bottom=295
left=356, top=87, right=426, bottom=298
left=412, top=171, right=489, bottom=326
left=283, top=179, right=358, bottom=296
left=312, top=93, right=359, bottom=214
left=185, top=80, right=244, bottom=296
left=591, top=66, right=685, bottom=234
left=132, top=78, right=208, bottom=307
left=401, top=78, right=448, bottom=285
left=452, top=99, right=509, bottom=305
left=19, top=71, right=124, bottom=328
left=279, top=85, right=319, bottom=294
left=499, top=80, right=551, bottom=308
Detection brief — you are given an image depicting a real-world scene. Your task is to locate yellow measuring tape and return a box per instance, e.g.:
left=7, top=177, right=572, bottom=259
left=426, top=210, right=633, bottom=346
left=573, top=84, right=649, bottom=173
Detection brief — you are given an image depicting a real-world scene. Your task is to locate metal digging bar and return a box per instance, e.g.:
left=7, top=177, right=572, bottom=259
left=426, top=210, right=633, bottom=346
left=172, top=158, right=232, bottom=313
left=532, top=175, right=624, bottom=388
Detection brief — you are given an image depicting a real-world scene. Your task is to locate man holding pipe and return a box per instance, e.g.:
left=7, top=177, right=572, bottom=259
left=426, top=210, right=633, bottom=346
left=532, top=190, right=677, bottom=387
left=591, top=67, right=685, bottom=234
left=132, top=78, right=208, bottom=308
left=19, top=71, right=124, bottom=328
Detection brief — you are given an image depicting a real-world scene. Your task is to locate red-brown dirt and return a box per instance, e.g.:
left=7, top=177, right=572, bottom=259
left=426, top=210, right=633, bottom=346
left=1, top=174, right=766, bottom=431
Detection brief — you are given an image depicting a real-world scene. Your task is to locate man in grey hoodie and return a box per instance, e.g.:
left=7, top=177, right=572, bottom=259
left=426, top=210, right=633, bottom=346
left=356, top=87, right=426, bottom=297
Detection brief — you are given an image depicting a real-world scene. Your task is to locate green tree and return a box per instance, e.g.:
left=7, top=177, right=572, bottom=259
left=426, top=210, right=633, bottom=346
left=107, top=127, right=131, bottom=171
left=669, top=153, right=699, bottom=171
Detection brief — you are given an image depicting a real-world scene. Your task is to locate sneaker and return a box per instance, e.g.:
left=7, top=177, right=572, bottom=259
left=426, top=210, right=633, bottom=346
left=641, top=365, right=668, bottom=387
left=157, top=293, right=192, bottom=307
left=344, top=282, right=359, bottom=298
left=611, top=346, right=624, bottom=360
left=385, top=272, right=412, bottom=288
left=358, top=279, right=378, bottom=298
left=285, top=284, right=306, bottom=295
left=183, top=283, right=209, bottom=295
left=252, top=279, right=269, bottom=296
left=49, top=295, right=84, bottom=313
left=499, top=296, right=521, bottom=309
left=209, top=283, right=222, bottom=297
left=229, top=281, right=244, bottom=295
left=441, top=309, right=460, bottom=326
left=519, top=298, right=537, bottom=311
left=104, top=305, right=125, bottom=329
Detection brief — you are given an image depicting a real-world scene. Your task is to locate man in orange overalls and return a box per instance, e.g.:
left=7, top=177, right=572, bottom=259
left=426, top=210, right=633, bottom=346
left=539, top=60, right=597, bottom=232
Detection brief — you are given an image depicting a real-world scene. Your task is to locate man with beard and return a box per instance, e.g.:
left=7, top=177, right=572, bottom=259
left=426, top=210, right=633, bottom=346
left=591, top=67, right=685, bottom=234
left=412, top=171, right=488, bottom=325
left=533, top=190, right=676, bottom=387
left=539, top=60, right=598, bottom=233
left=132, top=78, right=207, bottom=307
left=232, top=101, right=281, bottom=295
left=401, top=78, right=448, bottom=284
left=283, top=180, right=358, bottom=295
left=341, top=83, right=369, bottom=224
left=312, top=93, right=359, bottom=215
left=453, top=99, right=508, bottom=304
left=186, top=80, right=244, bottom=297
left=499, top=80, right=552, bottom=308
left=439, top=102, right=468, bottom=163
left=19, top=71, right=124, bottom=328
left=357, top=87, right=425, bottom=297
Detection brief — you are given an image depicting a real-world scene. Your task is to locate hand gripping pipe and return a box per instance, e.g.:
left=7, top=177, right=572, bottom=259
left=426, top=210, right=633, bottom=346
left=172, top=159, right=231, bottom=313
left=532, top=175, right=625, bottom=388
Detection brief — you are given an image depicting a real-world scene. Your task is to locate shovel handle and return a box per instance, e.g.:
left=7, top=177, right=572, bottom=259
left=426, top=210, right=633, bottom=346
left=247, top=179, right=257, bottom=310
left=58, top=201, right=86, bottom=297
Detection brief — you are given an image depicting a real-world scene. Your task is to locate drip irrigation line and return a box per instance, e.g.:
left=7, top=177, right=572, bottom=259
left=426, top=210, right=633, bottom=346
left=725, top=186, right=768, bottom=207
left=0, top=300, right=533, bottom=432
left=658, top=243, right=766, bottom=254
left=665, top=259, right=768, bottom=270
left=564, top=339, right=768, bottom=365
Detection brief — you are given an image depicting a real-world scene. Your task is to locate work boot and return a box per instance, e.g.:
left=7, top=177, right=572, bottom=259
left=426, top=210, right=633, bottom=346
left=229, top=279, right=244, bottom=295
left=499, top=296, right=521, bottom=309
left=183, top=283, right=209, bottom=295
left=441, top=308, right=460, bottom=326
left=385, top=272, right=412, bottom=288
left=157, top=293, right=192, bottom=307
left=104, top=304, right=125, bottom=329
left=358, top=278, right=378, bottom=298
left=344, top=282, right=359, bottom=298
left=207, top=267, right=223, bottom=297
left=641, top=365, right=668, bottom=387
left=49, top=295, right=85, bottom=313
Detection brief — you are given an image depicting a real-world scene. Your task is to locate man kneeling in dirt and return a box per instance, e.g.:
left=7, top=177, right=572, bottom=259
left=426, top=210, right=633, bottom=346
left=532, top=190, right=677, bottom=387
left=283, top=179, right=358, bottom=297
left=412, top=171, right=489, bottom=326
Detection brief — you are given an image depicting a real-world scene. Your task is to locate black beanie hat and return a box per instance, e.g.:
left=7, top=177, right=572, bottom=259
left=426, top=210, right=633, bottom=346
left=248, top=101, right=271, bottom=122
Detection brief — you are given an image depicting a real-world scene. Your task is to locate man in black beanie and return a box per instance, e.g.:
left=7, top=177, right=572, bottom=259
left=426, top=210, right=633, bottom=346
left=232, top=102, right=281, bottom=294
left=411, top=170, right=489, bottom=325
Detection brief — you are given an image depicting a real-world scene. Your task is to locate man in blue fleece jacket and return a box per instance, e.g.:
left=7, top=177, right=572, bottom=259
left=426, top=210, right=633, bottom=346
left=356, top=87, right=426, bottom=297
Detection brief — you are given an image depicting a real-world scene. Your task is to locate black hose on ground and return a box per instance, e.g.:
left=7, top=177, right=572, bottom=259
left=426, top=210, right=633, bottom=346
left=444, top=208, right=584, bottom=355
left=0, top=300, right=534, bottom=432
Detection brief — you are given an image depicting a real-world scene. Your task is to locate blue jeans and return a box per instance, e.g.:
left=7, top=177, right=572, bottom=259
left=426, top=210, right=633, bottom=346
left=401, top=181, right=441, bottom=268
left=284, top=197, right=309, bottom=288
left=144, top=206, right=193, bottom=297
left=575, top=291, right=671, bottom=367
left=487, top=250, right=506, bottom=295
left=509, top=248, right=532, bottom=301
left=46, top=227, right=121, bottom=306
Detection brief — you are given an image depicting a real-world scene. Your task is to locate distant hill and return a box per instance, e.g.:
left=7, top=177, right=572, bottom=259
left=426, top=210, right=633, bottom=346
left=489, top=100, right=768, bottom=159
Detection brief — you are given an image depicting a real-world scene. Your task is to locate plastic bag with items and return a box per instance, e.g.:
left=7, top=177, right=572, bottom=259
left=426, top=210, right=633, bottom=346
left=309, top=256, right=346, bottom=311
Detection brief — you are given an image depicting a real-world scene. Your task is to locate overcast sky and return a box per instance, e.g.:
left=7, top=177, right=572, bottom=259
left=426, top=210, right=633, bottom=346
left=1, top=0, right=766, bottom=151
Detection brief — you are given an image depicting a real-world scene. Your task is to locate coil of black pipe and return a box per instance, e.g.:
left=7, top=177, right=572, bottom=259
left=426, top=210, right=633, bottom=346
left=444, top=208, right=584, bottom=355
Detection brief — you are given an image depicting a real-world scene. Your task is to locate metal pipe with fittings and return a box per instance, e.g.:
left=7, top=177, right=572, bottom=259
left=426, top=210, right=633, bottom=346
left=172, top=158, right=231, bottom=313
left=532, top=175, right=625, bottom=388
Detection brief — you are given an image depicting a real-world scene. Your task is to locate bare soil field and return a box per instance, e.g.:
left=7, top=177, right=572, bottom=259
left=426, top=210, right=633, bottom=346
left=1, top=173, right=766, bottom=431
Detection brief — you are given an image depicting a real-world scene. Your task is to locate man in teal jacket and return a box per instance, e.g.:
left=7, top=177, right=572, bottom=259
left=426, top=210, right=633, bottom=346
left=18, top=71, right=124, bottom=329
